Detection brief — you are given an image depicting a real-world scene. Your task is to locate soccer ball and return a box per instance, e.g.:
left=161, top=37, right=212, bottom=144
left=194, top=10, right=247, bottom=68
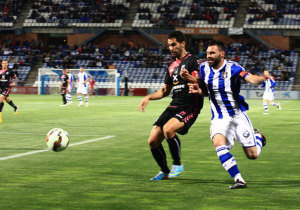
left=46, top=128, right=70, bottom=152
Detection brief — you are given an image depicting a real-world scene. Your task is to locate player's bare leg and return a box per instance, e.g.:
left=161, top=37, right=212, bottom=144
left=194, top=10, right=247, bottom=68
left=148, top=126, right=169, bottom=180
left=163, top=118, right=185, bottom=178
left=213, top=134, right=246, bottom=189
left=243, top=129, right=266, bottom=159
left=269, top=100, right=281, bottom=110
left=0, top=95, right=5, bottom=124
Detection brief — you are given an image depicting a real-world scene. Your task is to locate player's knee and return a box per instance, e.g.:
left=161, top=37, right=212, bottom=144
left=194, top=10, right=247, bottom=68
left=148, top=138, right=160, bottom=149
left=163, top=127, right=175, bottom=140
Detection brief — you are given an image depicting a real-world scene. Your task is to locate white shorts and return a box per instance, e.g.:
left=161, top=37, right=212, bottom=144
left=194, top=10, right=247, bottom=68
left=210, top=111, right=256, bottom=150
left=77, top=85, right=88, bottom=95
left=263, top=91, right=274, bottom=101
left=67, top=85, right=72, bottom=93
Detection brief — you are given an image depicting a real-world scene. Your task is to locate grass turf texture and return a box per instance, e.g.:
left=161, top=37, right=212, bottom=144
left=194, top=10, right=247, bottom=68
left=0, top=95, right=299, bottom=209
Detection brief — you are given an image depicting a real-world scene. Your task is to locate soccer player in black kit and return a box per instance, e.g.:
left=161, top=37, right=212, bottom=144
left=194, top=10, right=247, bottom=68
left=138, top=31, right=204, bottom=180
left=59, top=69, right=70, bottom=106
left=0, top=60, right=19, bottom=124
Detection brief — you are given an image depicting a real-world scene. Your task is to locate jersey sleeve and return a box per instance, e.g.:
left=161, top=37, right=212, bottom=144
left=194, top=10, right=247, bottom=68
left=230, top=62, right=248, bottom=79
left=13, top=69, right=19, bottom=77
left=199, top=62, right=206, bottom=81
left=187, top=57, right=200, bottom=77
left=270, top=79, right=276, bottom=88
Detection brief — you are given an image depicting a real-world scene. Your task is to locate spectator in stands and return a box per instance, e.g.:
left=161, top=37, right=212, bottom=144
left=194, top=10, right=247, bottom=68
left=280, top=70, right=289, bottom=81
left=108, top=63, right=116, bottom=69
left=152, top=70, right=158, bottom=80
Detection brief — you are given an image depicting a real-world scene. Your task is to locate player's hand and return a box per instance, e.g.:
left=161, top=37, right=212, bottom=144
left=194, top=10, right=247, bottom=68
left=138, top=97, right=149, bottom=112
left=180, top=68, right=190, bottom=80
left=10, top=82, right=16, bottom=87
left=188, top=83, right=202, bottom=94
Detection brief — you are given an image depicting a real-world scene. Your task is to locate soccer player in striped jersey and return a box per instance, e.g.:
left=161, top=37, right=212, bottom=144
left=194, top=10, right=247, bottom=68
left=138, top=31, right=204, bottom=180
left=66, top=69, right=75, bottom=104
left=259, top=71, right=281, bottom=114
left=76, top=67, right=89, bottom=107
left=188, top=40, right=267, bottom=189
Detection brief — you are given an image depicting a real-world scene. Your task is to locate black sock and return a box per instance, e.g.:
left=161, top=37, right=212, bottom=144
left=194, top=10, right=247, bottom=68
left=167, top=135, right=181, bottom=165
left=151, top=144, right=170, bottom=173
left=8, top=100, right=16, bottom=109
left=62, top=94, right=67, bottom=104
left=0, top=102, right=4, bottom=112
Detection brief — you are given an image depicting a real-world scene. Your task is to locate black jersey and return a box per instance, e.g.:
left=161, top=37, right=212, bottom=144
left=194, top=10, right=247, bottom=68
left=61, top=74, right=69, bottom=88
left=165, top=53, right=203, bottom=110
left=0, top=69, right=16, bottom=88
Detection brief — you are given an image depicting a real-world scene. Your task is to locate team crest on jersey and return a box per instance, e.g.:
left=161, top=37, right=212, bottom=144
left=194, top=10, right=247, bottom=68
left=1, top=75, right=5, bottom=80
left=173, top=68, right=179, bottom=85
left=222, top=71, right=228, bottom=79
left=243, top=131, right=250, bottom=138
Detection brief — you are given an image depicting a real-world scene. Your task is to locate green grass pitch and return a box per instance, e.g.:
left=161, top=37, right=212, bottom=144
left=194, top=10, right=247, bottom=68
left=0, top=95, right=299, bottom=209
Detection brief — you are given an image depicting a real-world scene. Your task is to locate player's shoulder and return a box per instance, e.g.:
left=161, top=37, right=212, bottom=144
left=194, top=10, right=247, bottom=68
left=227, top=60, right=244, bottom=69
left=200, top=61, right=209, bottom=68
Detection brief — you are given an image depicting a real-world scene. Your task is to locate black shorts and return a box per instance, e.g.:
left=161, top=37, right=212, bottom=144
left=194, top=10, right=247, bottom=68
left=153, top=106, right=200, bottom=135
left=61, top=87, right=67, bottom=94
left=0, top=86, right=11, bottom=97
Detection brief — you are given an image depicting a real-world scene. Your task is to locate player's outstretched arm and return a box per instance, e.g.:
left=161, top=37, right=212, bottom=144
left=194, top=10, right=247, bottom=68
left=11, top=74, right=17, bottom=87
left=138, top=84, right=172, bottom=112
left=244, top=74, right=267, bottom=85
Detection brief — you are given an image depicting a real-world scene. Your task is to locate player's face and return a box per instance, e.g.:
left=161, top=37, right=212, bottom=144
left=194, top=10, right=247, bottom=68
left=206, top=45, right=224, bottom=68
left=2, top=61, right=8, bottom=70
left=66, top=69, right=70, bottom=74
left=80, top=68, right=84, bottom=72
left=168, top=38, right=185, bottom=59
left=62, top=70, right=66, bottom=75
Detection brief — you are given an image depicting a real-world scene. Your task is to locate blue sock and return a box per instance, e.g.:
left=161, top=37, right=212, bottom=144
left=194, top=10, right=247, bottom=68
left=263, top=102, right=268, bottom=112
left=216, top=145, right=240, bottom=178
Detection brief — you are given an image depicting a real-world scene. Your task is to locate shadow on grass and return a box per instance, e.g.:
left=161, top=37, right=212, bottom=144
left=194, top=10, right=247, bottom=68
left=169, top=178, right=300, bottom=188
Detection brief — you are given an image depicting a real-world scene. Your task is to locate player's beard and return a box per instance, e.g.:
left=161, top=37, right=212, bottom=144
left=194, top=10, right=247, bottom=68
left=208, top=55, right=221, bottom=68
left=171, top=47, right=182, bottom=60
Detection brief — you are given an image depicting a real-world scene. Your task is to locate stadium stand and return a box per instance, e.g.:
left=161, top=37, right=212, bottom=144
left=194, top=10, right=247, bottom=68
left=0, top=39, right=40, bottom=85
left=0, top=0, right=298, bottom=91
left=23, top=0, right=130, bottom=28
left=133, top=0, right=238, bottom=28
left=244, top=0, right=300, bottom=29
left=0, top=0, right=26, bottom=27
left=36, top=40, right=297, bottom=91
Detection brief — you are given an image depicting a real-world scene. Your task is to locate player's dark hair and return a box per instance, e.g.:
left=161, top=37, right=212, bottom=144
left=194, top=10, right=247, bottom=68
left=208, top=40, right=226, bottom=52
left=168, top=31, right=186, bottom=43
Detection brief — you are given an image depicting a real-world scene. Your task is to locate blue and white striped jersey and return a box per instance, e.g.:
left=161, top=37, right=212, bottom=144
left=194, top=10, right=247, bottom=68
left=78, top=72, right=88, bottom=87
left=199, top=60, right=249, bottom=119
left=68, top=73, right=75, bottom=88
left=260, top=78, right=276, bottom=94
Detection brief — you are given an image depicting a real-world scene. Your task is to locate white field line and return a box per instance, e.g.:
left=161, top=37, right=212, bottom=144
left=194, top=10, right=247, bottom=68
left=0, top=132, right=106, bottom=137
left=0, top=135, right=115, bottom=161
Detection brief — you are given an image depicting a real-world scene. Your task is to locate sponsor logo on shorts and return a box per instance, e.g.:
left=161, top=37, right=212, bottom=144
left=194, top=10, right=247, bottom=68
left=243, top=131, right=250, bottom=138
left=176, top=114, right=183, bottom=119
